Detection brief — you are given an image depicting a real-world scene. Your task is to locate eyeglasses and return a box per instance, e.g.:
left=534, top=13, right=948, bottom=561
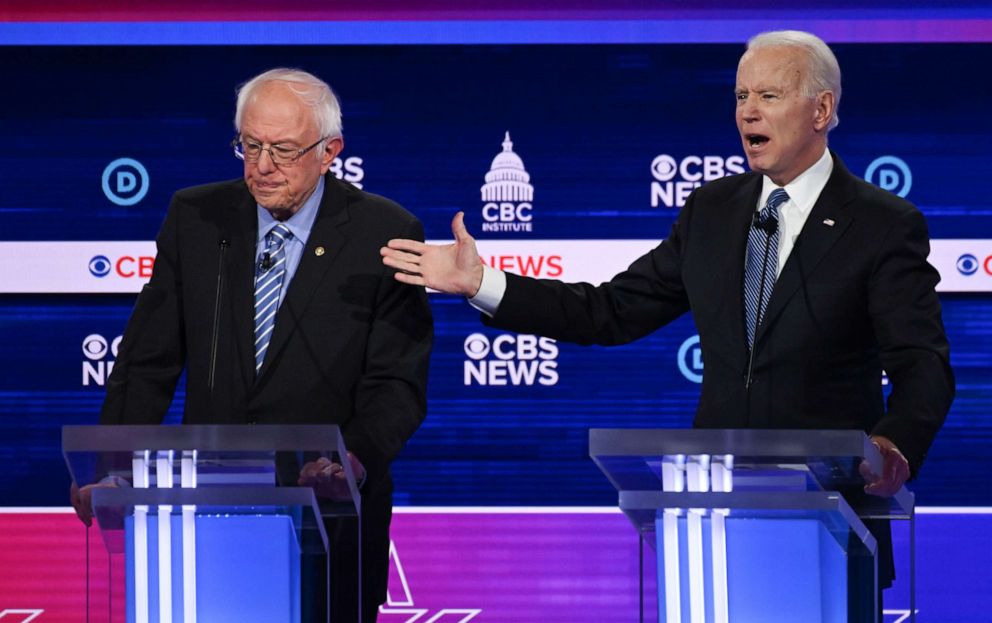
left=232, top=135, right=328, bottom=166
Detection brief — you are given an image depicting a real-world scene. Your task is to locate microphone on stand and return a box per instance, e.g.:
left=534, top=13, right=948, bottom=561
left=208, top=237, right=229, bottom=393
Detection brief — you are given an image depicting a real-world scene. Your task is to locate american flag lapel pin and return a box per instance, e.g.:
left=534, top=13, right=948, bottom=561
left=823, top=219, right=836, bottom=227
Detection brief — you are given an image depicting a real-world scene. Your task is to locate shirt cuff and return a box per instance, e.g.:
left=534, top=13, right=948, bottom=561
left=468, top=263, right=507, bottom=317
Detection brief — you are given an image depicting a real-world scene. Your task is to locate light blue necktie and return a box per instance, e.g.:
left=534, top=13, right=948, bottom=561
left=254, top=223, right=293, bottom=373
left=744, top=188, right=789, bottom=349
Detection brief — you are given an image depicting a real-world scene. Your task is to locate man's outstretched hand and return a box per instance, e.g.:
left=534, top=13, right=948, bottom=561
left=380, top=211, right=485, bottom=297
left=860, top=435, right=910, bottom=498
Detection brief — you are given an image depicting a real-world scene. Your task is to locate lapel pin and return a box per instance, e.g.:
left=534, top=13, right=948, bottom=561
left=315, top=246, right=326, bottom=256
left=822, top=219, right=835, bottom=227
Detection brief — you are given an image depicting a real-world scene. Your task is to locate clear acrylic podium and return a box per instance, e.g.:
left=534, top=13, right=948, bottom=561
left=63, top=425, right=361, bottom=623
left=590, top=429, right=915, bottom=623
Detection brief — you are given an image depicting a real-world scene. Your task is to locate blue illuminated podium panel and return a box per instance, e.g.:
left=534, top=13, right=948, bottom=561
left=63, top=425, right=359, bottom=623
left=591, top=428, right=914, bottom=623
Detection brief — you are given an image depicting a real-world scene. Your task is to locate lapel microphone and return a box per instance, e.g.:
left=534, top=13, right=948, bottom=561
left=753, top=211, right=779, bottom=235
left=259, top=252, right=273, bottom=272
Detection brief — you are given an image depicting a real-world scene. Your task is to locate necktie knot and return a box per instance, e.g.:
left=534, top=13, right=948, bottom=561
left=266, top=223, right=293, bottom=250
left=760, top=188, right=789, bottom=220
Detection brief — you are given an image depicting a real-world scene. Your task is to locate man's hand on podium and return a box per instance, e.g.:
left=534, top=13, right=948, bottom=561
left=70, top=480, right=120, bottom=527
left=298, top=452, right=366, bottom=501
left=860, top=435, right=910, bottom=497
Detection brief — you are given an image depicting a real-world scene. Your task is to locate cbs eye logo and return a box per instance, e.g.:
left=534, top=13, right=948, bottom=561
left=89, top=255, right=112, bottom=277
left=956, top=253, right=992, bottom=278
left=956, top=254, right=979, bottom=276
left=464, top=333, right=492, bottom=360
left=82, top=334, right=122, bottom=386
left=82, top=334, right=122, bottom=360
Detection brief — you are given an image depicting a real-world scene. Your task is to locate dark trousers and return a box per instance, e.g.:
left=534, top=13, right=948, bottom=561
left=302, top=509, right=392, bottom=622
left=848, top=518, right=894, bottom=622
left=277, top=454, right=391, bottom=623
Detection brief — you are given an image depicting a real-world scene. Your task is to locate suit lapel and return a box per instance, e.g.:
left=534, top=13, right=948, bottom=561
left=256, top=175, right=351, bottom=382
left=753, top=154, right=858, bottom=349
left=226, top=187, right=259, bottom=389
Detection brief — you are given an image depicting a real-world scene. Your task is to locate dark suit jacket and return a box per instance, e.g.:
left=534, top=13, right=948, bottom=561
left=485, top=155, right=954, bottom=587
left=102, top=172, right=433, bottom=615
left=487, top=154, right=952, bottom=470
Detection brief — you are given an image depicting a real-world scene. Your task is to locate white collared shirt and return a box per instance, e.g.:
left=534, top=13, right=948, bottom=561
left=760, top=147, right=833, bottom=276
left=469, top=148, right=834, bottom=316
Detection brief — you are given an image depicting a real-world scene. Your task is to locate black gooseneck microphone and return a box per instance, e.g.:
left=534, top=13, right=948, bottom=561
left=208, top=237, right=229, bottom=393
left=744, top=211, right=778, bottom=390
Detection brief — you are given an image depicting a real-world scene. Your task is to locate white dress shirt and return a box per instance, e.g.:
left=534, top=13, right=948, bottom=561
left=763, top=147, right=833, bottom=277
left=469, top=148, right=834, bottom=316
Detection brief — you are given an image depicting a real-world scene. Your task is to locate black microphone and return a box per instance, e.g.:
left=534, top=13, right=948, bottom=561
left=208, top=237, right=229, bottom=393
left=259, top=252, right=273, bottom=272
left=753, top=211, right=779, bottom=235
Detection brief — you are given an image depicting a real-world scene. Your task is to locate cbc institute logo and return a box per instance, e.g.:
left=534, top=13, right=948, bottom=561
left=481, top=132, right=534, bottom=233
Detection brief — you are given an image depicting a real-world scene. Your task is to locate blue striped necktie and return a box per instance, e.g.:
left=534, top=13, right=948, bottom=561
left=744, top=188, right=789, bottom=349
left=254, top=223, right=293, bottom=373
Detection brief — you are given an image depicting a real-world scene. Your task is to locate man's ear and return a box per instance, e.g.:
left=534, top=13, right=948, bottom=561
left=813, top=91, right=835, bottom=132
left=320, top=136, right=344, bottom=173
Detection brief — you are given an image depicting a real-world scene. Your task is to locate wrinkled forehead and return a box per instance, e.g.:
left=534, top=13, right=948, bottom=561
left=736, top=46, right=808, bottom=91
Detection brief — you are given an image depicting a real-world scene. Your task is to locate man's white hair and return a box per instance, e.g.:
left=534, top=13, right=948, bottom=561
left=234, top=68, right=342, bottom=155
left=747, top=30, right=842, bottom=131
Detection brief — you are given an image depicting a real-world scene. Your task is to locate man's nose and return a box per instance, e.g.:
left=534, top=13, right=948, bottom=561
left=739, top=95, right=760, bottom=122
left=256, top=148, right=277, bottom=174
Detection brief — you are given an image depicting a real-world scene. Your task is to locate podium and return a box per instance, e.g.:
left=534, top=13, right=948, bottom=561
left=590, top=429, right=915, bottom=623
left=63, top=425, right=361, bottom=623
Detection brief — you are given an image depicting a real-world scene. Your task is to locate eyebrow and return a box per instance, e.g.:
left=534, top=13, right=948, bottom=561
left=735, top=86, right=785, bottom=94
left=242, top=134, right=301, bottom=146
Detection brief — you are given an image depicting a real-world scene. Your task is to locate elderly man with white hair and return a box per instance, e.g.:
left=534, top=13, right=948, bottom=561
left=74, top=68, right=433, bottom=622
left=382, top=30, right=954, bottom=607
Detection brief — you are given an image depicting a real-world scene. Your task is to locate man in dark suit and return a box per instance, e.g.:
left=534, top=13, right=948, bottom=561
left=381, top=31, right=953, bottom=594
left=72, top=68, right=433, bottom=622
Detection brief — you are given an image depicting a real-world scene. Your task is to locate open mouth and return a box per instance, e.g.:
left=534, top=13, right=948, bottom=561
left=746, top=134, right=769, bottom=148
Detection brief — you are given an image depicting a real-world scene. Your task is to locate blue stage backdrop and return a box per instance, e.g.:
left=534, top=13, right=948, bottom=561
left=0, top=43, right=989, bottom=506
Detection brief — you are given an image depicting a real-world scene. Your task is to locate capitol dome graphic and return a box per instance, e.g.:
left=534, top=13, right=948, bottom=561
left=481, top=132, right=533, bottom=203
